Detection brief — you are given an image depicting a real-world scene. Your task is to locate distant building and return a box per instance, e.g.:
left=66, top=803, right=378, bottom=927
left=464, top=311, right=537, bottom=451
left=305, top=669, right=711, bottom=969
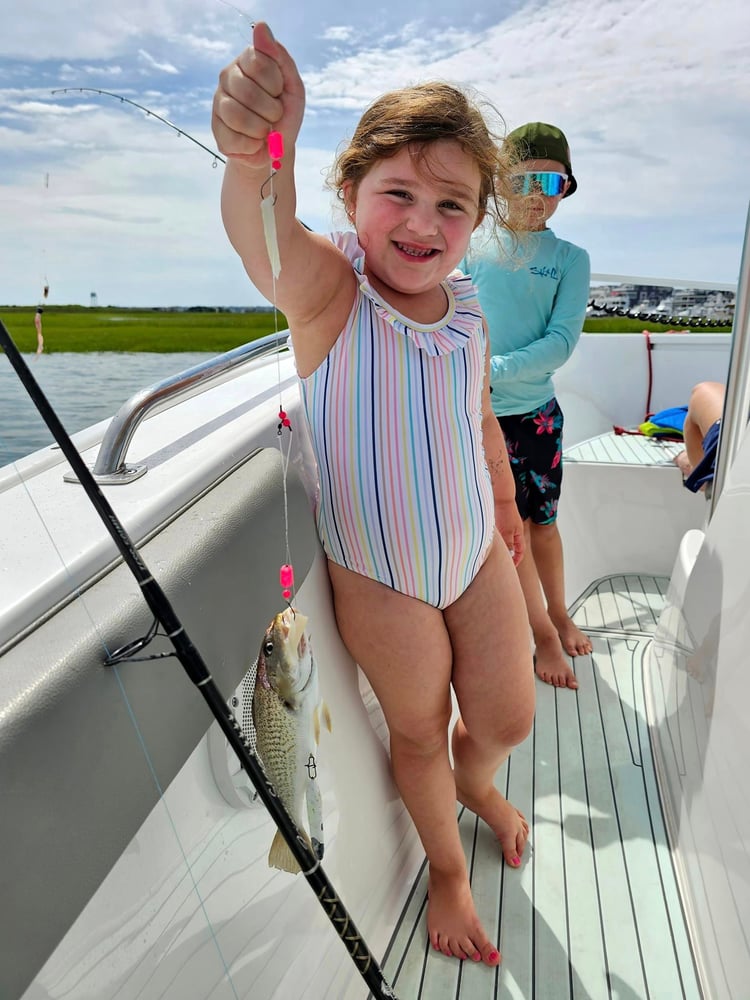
left=90, top=292, right=98, bottom=307
left=589, top=283, right=734, bottom=322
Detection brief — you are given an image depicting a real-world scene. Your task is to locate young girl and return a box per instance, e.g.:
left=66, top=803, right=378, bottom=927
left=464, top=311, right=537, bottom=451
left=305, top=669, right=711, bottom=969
left=212, top=23, right=535, bottom=966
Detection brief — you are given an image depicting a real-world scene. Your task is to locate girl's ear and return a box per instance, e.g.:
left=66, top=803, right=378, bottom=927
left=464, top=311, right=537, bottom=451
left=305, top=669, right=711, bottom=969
left=342, top=181, right=357, bottom=223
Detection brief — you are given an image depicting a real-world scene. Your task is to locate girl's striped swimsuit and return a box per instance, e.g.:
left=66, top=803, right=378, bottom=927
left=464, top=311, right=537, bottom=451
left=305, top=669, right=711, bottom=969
left=299, top=232, right=495, bottom=610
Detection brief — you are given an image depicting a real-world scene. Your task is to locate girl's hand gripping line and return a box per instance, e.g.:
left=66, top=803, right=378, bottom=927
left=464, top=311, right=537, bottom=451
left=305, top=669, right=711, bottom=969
left=212, top=22, right=304, bottom=170
left=212, top=25, right=357, bottom=377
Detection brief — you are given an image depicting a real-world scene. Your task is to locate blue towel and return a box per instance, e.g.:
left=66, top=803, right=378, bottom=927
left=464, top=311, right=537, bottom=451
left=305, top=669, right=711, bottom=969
left=639, top=405, right=688, bottom=438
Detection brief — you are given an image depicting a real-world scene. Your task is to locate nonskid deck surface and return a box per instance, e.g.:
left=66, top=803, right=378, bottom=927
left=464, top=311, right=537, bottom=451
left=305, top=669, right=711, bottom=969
left=565, top=432, right=684, bottom=467
left=377, top=575, right=703, bottom=1000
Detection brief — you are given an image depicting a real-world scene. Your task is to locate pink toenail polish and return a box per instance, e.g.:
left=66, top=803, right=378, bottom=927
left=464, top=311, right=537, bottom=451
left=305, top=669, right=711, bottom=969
left=489, top=950, right=500, bottom=962
left=512, top=855, right=521, bottom=866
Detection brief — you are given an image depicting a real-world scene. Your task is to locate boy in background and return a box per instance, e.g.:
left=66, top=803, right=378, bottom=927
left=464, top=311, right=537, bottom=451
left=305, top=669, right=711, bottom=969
left=465, top=122, right=591, bottom=689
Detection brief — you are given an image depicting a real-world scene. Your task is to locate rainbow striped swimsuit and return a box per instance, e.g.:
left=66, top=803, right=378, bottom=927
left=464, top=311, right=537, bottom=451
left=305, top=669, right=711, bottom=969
left=299, top=232, right=495, bottom=609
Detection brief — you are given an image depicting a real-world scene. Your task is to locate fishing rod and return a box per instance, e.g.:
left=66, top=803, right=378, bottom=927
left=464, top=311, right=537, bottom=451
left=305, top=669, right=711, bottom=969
left=0, top=319, right=399, bottom=1000
left=51, top=88, right=226, bottom=165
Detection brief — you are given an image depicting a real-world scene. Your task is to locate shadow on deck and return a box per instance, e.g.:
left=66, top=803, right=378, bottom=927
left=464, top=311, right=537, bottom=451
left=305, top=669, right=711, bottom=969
left=375, top=575, right=703, bottom=1000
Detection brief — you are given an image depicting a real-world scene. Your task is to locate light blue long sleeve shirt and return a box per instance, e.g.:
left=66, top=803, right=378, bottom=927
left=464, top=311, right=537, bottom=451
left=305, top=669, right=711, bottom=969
left=462, top=228, right=590, bottom=417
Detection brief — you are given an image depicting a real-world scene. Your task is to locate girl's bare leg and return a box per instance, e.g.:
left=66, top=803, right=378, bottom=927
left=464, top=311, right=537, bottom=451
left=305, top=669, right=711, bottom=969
left=327, top=561, right=499, bottom=964
left=530, top=520, right=592, bottom=659
left=447, top=535, right=536, bottom=869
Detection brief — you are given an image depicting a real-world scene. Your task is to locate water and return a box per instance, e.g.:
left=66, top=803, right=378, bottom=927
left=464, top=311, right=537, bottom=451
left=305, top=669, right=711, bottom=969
left=0, top=352, right=214, bottom=468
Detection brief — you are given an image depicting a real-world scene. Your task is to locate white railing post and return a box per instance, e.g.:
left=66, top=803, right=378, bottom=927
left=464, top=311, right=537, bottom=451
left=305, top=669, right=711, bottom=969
left=711, top=203, right=750, bottom=512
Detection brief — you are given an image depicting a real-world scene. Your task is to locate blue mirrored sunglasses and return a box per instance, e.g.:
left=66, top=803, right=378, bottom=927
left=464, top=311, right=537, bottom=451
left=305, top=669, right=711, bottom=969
left=511, top=171, right=568, bottom=196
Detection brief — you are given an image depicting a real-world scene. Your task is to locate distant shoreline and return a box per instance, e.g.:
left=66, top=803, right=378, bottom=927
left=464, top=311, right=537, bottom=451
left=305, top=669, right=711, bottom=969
left=0, top=305, right=731, bottom=353
left=0, top=306, right=287, bottom=354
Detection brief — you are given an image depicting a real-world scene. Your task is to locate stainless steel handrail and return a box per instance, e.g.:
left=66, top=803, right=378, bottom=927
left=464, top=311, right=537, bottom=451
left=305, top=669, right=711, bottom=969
left=710, top=204, right=750, bottom=514
left=68, top=330, right=291, bottom=484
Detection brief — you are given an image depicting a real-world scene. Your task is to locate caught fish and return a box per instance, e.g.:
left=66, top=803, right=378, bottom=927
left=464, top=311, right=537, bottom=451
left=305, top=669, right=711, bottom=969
left=252, top=607, right=332, bottom=874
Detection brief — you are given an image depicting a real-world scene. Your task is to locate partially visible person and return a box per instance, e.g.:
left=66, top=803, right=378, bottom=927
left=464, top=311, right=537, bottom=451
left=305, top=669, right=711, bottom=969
left=674, top=381, right=725, bottom=492
left=34, top=307, right=44, bottom=355
left=463, top=122, right=591, bottom=690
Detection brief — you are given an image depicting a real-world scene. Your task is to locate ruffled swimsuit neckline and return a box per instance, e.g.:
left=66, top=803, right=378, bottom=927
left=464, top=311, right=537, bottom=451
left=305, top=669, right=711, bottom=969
left=351, top=243, right=480, bottom=358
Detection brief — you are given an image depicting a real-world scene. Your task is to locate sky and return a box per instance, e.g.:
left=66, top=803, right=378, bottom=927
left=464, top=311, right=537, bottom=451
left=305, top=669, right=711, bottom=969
left=1, top=0, right=748, bottom=309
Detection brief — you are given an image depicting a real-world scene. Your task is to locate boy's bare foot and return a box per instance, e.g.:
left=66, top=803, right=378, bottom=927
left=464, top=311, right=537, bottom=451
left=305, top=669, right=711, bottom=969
left=549, top=613, right=592, bottom=657
left=533, top=632, right=579, bottom=688
left=455, top=782, right=529, bottom=866
left=674, top=450, right=693, bottom=478
left=427, top=869, right=501, bottom=964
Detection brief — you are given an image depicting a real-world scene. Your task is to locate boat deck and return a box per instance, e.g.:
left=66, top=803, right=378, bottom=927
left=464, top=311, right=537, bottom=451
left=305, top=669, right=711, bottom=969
left=564, top=430, right=684, bottom=467
left=377, top=574, right=703, bottom=1000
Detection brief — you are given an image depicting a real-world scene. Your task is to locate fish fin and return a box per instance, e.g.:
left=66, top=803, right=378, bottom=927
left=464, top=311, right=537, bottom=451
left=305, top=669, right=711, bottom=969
left=268, top=827, right=313, bottom=875
left=322, top=701, right=333, bottom=734
left=313, top=704, right=320, bottom=745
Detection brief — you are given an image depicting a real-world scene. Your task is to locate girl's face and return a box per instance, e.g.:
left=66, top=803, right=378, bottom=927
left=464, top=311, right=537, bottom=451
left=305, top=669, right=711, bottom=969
left=344, top=141, right=482, bottom=299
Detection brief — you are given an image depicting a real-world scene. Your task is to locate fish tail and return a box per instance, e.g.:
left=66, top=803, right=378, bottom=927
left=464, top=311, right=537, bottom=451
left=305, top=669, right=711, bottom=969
left=268, top=827, right=313, bottom=875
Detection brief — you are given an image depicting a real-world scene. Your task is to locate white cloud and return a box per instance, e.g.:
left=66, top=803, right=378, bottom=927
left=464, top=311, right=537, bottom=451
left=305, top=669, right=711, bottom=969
left=0, top=0, right=748, bottom=307
left=137, top=50, right=180, bottom=75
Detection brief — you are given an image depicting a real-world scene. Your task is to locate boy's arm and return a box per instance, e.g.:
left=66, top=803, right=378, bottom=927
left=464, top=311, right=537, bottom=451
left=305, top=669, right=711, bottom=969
left=212, top=23, right=354, bottom=375
left=490, top=247, right=590, bottom=386
left=482, top=332, right=524, bottom=565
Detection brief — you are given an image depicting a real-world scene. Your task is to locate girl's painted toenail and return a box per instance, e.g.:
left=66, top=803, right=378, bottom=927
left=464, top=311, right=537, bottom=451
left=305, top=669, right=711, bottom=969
left=489, top=950, right=500, bottom=962
left=512, top=855, right=521, bottom=866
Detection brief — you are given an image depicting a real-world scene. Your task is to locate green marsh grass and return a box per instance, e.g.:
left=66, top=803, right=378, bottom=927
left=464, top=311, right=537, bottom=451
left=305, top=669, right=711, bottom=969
left=0, top=306, right=287, bottom=354
left=0, top=306, right=730, bottom=353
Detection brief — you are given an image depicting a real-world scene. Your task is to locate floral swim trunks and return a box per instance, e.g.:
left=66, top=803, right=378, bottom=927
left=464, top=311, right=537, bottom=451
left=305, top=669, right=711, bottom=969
left=498, top=397, right=564, bottom=524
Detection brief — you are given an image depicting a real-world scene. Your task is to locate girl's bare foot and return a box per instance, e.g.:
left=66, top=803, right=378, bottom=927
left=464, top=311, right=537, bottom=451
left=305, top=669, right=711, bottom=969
left=533, top=631, right=579, bottom=688
left=549, top=613, right=592, bottom=657
left=427, top=868, right=501, bottom=965
left=455, top=782, right=529, bottom=866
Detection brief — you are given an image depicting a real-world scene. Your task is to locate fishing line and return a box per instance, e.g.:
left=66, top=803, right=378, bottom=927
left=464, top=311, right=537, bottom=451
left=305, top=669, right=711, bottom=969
left=0, top=320, right=400, bottom=999
left=259, top=131, right=298, bottom=607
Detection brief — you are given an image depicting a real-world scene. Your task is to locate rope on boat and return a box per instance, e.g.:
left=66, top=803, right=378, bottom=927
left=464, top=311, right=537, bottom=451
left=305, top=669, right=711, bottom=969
left=0, top=319, right=400, bottom=1000
left=587, top=298, right=731, bottom=328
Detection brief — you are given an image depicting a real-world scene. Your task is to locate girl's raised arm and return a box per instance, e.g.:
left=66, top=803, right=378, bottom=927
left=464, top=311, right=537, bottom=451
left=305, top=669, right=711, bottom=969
left=212, top=23, right=354, bottom=374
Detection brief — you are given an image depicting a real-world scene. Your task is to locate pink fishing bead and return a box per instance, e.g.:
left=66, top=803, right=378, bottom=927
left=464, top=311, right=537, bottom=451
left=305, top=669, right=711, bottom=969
left=282, top=588, right=292, bottom=601
left=280, top=564, right=294, bottom=590
left=268, top=131, right=284, bottom=170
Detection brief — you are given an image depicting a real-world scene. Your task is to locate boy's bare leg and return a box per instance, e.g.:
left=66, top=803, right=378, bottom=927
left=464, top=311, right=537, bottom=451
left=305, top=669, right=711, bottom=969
left=447, top=535, right=536, bottom=865
left=516, top=521, right=579, bottom=687
left=530, top=519, right=592, bottom=659
left=327, top=560, right=500, bottom=965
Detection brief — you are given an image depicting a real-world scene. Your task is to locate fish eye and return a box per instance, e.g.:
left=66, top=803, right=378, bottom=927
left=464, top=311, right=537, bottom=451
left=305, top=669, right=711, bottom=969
left=263, top=640, right=274, bottom=656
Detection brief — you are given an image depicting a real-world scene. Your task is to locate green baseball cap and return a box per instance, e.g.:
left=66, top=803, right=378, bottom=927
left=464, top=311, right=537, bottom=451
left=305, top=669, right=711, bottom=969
left=506, top=122, right=577, bottom=197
